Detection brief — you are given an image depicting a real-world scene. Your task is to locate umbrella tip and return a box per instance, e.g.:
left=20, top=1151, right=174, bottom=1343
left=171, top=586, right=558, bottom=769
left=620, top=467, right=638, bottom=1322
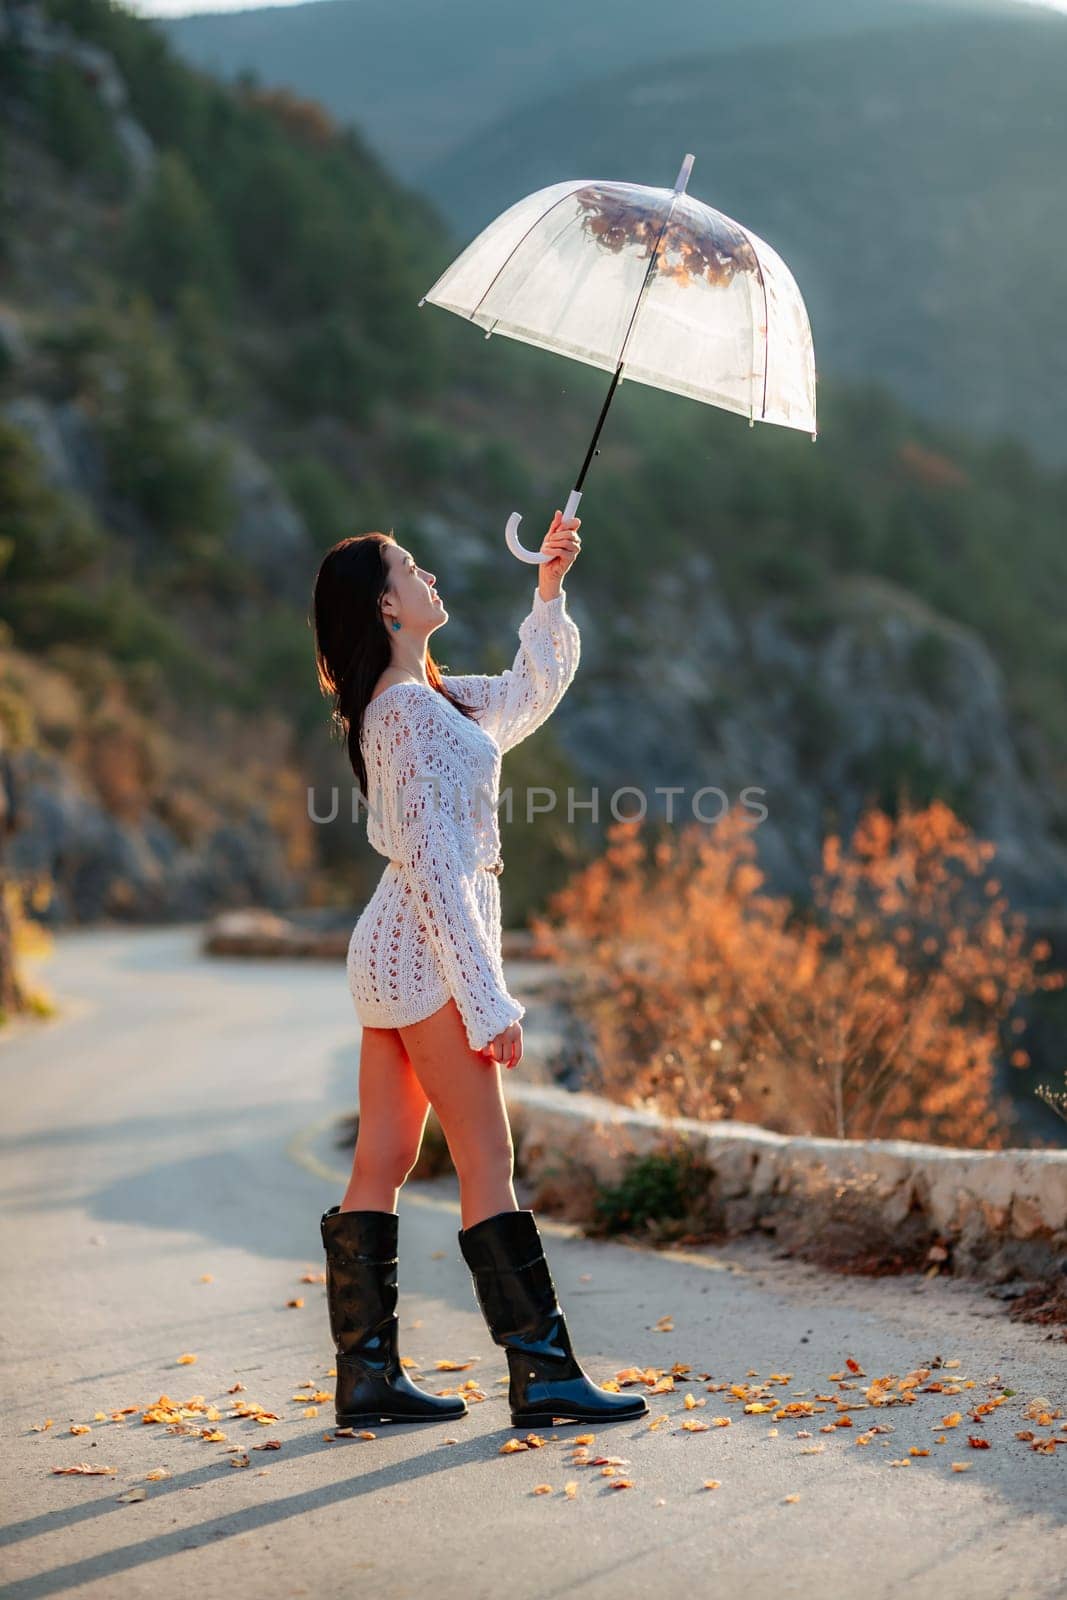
left=673, top=153, right=695, bottom=194
left=418, top=296, right=426, bottom=307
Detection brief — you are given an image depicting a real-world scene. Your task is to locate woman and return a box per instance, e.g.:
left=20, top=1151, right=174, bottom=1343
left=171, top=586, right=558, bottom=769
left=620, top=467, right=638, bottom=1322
left=311, top=512, right=648, bottom=1432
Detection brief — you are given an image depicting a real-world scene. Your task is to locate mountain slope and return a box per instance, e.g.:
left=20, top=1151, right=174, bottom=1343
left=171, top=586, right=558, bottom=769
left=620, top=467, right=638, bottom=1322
left=422, top=12, right=1067, bottom=466
left=3, top=0, right=1067, bottom=941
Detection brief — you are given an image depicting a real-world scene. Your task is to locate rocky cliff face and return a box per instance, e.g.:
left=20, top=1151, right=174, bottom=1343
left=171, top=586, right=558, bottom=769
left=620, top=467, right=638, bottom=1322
left=1, top=745, right=300, bottom=924
left=0, top=373, right=311, bottom=925
left=558, top=549, right=1067, bottom=913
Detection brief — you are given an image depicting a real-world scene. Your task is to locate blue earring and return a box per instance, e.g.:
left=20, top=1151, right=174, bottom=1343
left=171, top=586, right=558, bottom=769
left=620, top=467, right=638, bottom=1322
left=391, top=619, right=401, bottom=631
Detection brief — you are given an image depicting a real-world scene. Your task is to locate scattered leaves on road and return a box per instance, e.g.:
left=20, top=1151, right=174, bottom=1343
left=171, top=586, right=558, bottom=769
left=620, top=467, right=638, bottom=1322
left=32, top=1338, right=1063, bottom=1515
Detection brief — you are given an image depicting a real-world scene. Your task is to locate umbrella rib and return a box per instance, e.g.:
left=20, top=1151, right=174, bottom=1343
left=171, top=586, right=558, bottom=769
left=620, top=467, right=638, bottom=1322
left=469, top=188, right=582, bottom=325
left=728, top=217, right=770, bottom=422
left=614, top=190, right=685, bottom=373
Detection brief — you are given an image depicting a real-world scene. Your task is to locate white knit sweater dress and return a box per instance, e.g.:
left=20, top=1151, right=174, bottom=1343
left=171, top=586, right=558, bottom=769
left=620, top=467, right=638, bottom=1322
left=347, top=585, right=581, bottom=1052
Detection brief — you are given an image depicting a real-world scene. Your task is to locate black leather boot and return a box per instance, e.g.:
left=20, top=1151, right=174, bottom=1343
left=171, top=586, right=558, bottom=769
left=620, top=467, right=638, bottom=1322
left=321, top=1205, right=468, bottom=1427
left=458, top=1208, right=650, bottom=1428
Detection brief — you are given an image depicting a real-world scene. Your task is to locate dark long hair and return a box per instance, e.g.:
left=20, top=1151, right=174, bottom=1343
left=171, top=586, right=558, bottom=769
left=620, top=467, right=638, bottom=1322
left=312, top=531, right=478, bottom=799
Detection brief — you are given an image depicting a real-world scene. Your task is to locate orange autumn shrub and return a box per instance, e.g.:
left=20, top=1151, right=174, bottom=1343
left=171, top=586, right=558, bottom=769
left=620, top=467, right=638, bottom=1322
left=529, top=801, right=1063, bottom=1148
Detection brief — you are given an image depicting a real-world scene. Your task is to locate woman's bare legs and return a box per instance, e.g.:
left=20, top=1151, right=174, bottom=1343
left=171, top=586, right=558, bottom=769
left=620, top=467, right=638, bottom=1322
left=397, top=998, right=518, bottom=1229
left=339, top=1025, right=432, bottom=1213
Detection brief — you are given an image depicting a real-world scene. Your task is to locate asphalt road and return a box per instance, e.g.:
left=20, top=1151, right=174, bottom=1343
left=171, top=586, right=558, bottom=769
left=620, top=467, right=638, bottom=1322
left=1, top=927, right=1064, bottom=1600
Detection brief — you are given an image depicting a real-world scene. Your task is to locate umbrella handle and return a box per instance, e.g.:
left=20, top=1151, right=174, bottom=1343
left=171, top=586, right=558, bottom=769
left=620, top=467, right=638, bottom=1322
left=505, top=489, right=583, bottom=563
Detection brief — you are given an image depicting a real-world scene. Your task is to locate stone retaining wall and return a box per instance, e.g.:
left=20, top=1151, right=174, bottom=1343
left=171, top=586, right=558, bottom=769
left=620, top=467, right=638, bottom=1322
left=505, top=1082, right=1067, bottom=1283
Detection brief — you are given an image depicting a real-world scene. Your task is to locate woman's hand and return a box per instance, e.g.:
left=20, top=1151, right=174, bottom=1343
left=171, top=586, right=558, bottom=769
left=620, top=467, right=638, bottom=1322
left=537, top=510, right=581, bottom=596
left=480, top=1020, right=523, bottom=1071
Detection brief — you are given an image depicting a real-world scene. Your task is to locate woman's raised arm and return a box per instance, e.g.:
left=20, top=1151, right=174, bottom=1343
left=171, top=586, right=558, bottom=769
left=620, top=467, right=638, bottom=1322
left=446, top=585, right=580, bottom=755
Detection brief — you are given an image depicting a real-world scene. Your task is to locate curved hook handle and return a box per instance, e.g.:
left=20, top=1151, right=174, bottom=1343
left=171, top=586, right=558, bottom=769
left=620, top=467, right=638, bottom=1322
left=504, top=490, right=583, bottom=564
left=505, top=512, right=551, bottom=564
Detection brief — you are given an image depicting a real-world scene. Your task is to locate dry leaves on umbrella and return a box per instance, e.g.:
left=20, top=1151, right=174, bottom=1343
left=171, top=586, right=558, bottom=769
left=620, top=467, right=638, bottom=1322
left=573, top=184, right=759, bottom=291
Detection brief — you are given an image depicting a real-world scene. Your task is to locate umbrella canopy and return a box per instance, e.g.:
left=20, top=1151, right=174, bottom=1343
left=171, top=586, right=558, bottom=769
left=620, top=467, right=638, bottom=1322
left=419, top=154, right=817, bottom=561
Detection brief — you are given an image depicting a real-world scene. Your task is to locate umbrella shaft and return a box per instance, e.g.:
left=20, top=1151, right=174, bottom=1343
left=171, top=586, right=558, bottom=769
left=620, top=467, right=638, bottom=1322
left=572, top=182, right=684, bottom=503
left=574, top=364, right=623, bottom=495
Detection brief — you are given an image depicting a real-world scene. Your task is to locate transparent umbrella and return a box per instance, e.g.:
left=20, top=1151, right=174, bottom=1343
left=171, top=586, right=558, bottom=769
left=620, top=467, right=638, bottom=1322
left=419, top=153, right=817, bottom=563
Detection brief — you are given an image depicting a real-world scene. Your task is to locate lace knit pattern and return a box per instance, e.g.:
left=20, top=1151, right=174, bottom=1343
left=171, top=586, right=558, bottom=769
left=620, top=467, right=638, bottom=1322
left=347, top=585, right=580, bottom=1053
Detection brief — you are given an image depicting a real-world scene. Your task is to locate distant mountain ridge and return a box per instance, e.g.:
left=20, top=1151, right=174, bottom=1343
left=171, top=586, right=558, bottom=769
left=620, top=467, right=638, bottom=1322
left=161, top=0, right=1032, bottom=181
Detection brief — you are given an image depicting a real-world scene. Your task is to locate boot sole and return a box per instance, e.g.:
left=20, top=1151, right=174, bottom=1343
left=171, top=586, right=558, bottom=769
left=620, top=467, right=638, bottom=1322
left=511, top=1406, right=649, bottom=1428
left=337, top=1410, right=468, bottom=1427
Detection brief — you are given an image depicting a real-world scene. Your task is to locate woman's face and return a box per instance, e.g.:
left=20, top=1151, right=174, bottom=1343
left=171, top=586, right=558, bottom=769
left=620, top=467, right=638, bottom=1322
left=383, top=543, right=446, bottom=630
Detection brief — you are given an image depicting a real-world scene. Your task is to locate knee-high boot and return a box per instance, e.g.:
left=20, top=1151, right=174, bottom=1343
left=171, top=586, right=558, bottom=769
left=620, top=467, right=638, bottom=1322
left=321, top=1205, right=468, bottom=1427
left=458, top=1207, right=649, bottom=1428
